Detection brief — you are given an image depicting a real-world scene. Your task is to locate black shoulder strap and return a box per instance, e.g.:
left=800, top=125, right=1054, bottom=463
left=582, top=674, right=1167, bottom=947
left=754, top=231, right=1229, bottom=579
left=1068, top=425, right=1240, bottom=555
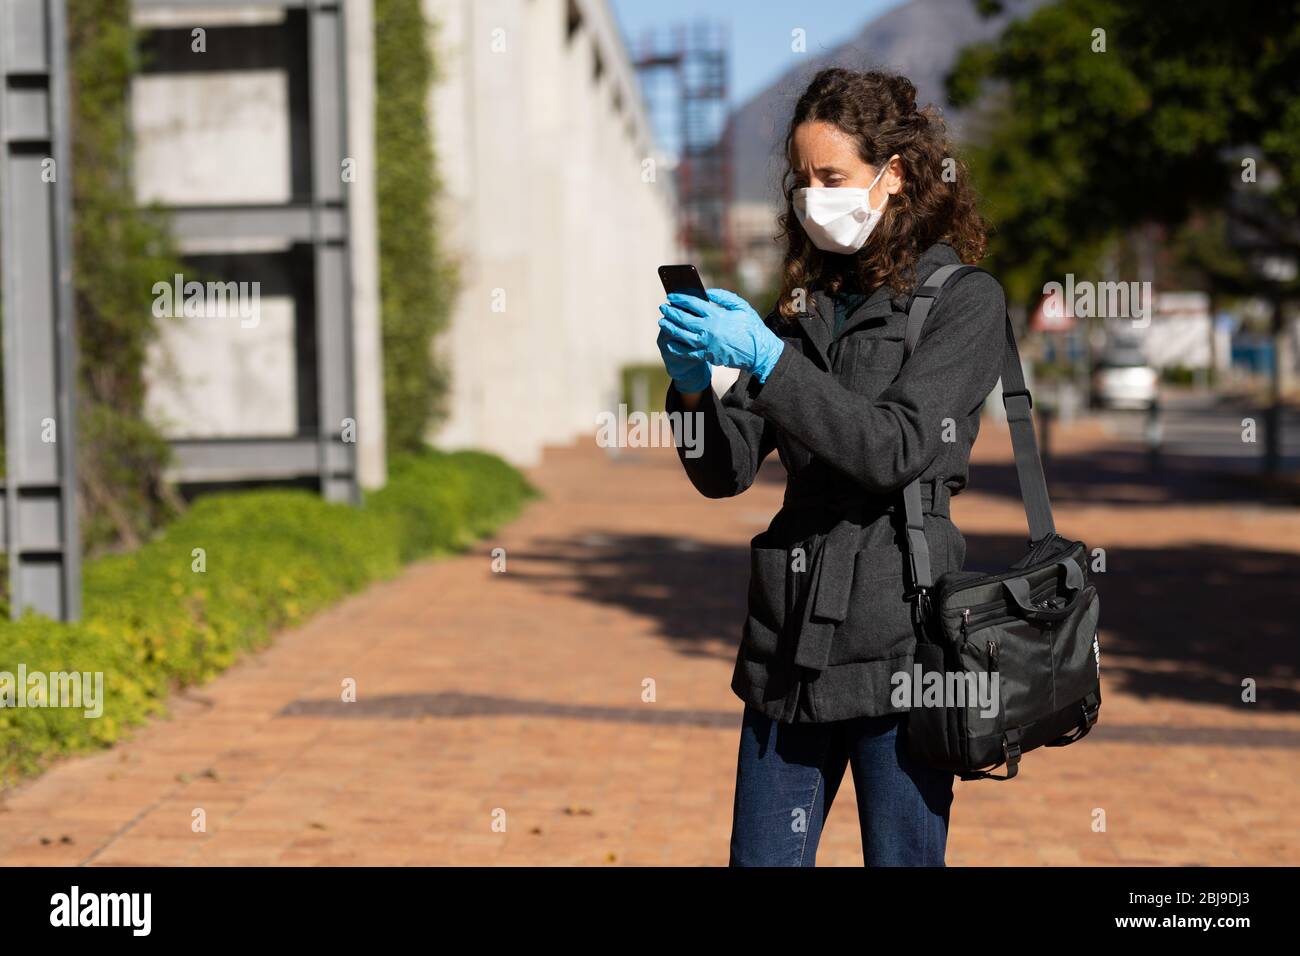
left=900, top=264, right=1056, bottom=594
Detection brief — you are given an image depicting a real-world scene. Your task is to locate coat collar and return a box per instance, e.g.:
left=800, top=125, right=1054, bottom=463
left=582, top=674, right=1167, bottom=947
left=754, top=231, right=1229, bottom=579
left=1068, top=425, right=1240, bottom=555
left=792, top=242, right=961, bottom=369
left=832, top=282, right=896, bottom=340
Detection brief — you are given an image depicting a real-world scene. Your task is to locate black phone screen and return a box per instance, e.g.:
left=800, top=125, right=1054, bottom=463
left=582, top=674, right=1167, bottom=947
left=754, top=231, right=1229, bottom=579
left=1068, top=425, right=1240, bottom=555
left=658, top=264, right=708, bottom=301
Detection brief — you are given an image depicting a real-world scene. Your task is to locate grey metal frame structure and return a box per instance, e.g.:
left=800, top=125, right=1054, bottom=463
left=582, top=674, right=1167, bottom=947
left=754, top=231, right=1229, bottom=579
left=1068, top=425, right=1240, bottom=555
left=0, top=0, right=82, bottom=620
left=0, top=0, right=357, bottom=621
left=134, top=0, right=359, bottom=504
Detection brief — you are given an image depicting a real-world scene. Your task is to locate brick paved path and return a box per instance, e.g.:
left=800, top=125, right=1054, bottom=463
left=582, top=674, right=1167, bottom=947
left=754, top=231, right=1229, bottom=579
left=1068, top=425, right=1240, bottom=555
left=1, top=417, right=1296, bottom=865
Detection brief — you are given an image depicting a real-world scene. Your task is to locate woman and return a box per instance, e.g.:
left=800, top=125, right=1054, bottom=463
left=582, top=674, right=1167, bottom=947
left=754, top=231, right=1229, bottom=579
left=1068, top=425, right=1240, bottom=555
left=655, top=68, right=1007, bottom=867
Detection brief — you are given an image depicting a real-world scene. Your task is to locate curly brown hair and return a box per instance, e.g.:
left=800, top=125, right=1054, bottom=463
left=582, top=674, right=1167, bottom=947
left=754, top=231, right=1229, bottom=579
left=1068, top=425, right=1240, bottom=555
left=774, top=68, right=987, bottom=320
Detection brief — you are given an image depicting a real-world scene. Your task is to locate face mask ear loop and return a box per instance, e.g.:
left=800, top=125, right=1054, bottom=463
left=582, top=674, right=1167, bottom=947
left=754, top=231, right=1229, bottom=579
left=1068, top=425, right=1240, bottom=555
left=867, top=154, right=897, bottom=214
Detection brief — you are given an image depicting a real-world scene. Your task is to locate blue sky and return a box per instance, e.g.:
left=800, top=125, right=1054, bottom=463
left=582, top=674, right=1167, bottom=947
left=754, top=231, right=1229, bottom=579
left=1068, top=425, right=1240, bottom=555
left=609, top=0, right=905, bottom=105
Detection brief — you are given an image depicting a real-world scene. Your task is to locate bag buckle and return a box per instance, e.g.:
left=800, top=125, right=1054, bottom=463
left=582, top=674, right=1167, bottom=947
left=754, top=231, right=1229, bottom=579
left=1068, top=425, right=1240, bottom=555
left=1082, top=698, right=1100, bottom=729
left=1002, top=387, right=1033, bottom=409
left=908, top=587, right=931, bottom=628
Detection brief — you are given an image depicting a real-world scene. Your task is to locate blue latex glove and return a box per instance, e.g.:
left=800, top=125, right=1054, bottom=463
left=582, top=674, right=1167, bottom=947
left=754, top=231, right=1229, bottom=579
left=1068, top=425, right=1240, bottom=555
left=656, top=326, right=712, bottom=393
left=658, top=288, right=785, bottom=382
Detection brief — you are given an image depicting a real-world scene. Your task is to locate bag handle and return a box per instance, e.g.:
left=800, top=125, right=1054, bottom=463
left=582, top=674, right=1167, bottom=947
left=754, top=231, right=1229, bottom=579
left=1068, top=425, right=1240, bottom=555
left=1001, top=562, right=1089, bottom=622
left=898, top=264, right=1057, bottom=594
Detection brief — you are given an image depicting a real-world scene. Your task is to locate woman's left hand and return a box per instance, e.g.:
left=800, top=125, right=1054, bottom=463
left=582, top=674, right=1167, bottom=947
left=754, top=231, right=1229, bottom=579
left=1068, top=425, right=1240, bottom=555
left=657, top=288, right=785, bottom=383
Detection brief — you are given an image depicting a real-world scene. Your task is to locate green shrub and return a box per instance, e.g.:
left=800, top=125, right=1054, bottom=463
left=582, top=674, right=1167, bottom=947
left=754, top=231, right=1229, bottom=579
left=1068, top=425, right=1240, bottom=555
left=1160, top=364, right=1211, bottom=386
left=0, top=449, right=536, bottom=786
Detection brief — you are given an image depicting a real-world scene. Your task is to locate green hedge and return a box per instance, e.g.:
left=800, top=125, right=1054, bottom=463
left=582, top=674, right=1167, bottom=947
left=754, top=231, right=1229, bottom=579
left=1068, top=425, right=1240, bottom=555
left=0, top=449, right=536, bottom=786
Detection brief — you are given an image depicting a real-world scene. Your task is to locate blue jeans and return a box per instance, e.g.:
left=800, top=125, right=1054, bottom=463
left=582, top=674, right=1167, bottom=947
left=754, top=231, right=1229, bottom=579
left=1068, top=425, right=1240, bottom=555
left=729, top=704, right=955, bottom=866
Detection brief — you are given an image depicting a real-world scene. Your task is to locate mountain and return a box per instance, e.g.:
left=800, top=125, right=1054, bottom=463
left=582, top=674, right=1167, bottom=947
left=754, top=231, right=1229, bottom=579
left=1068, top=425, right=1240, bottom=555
left=727, top=0, right=1046, bottom=204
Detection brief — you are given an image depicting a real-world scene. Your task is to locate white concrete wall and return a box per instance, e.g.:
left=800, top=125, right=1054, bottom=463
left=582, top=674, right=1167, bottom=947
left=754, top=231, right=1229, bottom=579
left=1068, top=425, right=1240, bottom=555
left=133, top=70, right=292, bottom=205
left=145, top=296, right=300, bottom=437
left=344, top=0, right=387, bottom=489
left=425, top=0, right=678, bottom=466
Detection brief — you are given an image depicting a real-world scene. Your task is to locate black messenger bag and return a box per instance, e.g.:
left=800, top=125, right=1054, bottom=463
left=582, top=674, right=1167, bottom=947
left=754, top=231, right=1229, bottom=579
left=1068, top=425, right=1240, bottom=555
left=898, top=264, right=1101, bottom=781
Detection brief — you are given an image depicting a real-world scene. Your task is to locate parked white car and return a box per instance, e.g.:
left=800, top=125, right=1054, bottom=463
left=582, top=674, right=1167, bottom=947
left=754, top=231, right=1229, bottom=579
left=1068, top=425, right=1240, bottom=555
left=1091, top=353, right=1159, bottom=410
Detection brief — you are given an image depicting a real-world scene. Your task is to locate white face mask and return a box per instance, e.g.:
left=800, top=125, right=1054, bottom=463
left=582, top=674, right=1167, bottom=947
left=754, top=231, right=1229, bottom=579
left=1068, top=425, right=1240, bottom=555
left=793, top=157, right=895, bottom=254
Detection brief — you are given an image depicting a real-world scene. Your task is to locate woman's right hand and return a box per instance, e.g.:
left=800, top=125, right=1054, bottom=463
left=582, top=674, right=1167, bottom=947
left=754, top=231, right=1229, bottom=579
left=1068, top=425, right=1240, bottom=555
left=657, top=326, right=712, bottom=395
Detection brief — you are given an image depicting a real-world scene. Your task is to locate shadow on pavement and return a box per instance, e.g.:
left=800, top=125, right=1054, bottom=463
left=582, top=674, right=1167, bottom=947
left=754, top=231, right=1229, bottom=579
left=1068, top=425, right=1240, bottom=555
left=507, top=527, right=1300, bottom=713
left=962, top=532, right=1300, bottom=714
left=504, top=532, right=747, bottom=664
left=970, top=447, right=1296, bottom=508
left=751, top=433, right=1285, bottom=507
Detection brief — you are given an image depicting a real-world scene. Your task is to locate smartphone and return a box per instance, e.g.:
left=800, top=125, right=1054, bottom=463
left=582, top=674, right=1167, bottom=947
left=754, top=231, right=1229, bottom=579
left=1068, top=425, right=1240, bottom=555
left=658, top=264, right=709, bottom=311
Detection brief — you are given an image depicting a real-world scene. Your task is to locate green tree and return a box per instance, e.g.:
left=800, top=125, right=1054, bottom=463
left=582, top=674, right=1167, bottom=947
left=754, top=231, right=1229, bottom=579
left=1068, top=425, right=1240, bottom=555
left=948, top=0, right=1300, bottom=308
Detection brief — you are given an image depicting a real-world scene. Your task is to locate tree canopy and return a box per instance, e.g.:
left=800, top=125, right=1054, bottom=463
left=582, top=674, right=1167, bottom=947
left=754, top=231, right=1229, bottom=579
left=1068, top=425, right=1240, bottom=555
left=949, top=0, right=1300, bottom=307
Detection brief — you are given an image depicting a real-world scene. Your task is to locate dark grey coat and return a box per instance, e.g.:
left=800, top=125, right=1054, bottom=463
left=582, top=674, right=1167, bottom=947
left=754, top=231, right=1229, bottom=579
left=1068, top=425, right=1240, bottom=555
left=664, top=241, right=1007, bottom=723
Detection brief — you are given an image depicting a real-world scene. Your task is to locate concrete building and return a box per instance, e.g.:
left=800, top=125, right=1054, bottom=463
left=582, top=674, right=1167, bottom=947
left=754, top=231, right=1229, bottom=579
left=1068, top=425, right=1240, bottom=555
left=130, top=0, right=674, bottom=481
left=731, top=198, right=786, bottom=298
left=424, top=0, right=679, bottom=466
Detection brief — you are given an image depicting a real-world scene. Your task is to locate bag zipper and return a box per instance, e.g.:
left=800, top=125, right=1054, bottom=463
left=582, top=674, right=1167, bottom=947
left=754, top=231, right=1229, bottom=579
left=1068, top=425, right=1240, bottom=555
left=959, top=585, right=1095, bottom=638
left=959, top=578, right=1062, bottom=629
left=936, top=540, right=1086, bottom=600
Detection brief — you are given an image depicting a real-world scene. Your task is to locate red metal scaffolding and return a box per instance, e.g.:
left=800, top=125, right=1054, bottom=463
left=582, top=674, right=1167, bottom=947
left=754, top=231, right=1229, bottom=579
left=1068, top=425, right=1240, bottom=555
left=632, top=21, right=734, bottom=270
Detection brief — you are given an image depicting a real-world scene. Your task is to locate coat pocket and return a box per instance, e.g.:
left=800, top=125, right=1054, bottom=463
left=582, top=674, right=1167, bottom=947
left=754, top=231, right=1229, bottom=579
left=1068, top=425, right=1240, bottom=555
left=826, top=544, right=913, bottom=666
left=958, top=633, right=1008, bottom=748
left=847, top=328, right=905, bottom=397
left=741, top=538, right=790, bottom=662
left=980, top=617, right=1053, bottom=733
